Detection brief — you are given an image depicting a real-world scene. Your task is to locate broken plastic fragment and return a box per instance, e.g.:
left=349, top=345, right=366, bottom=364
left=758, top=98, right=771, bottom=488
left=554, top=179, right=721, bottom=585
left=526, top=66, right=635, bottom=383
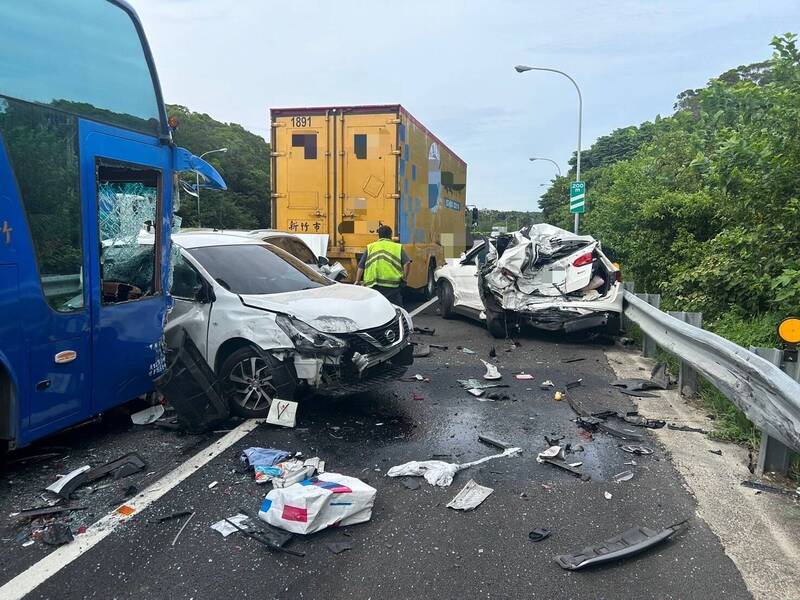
left=613, top=470, right=634, bottom=483
left=481, top=360, right=502, bottom=380
left=554, top=524, right=679, bottom=570
left=536, top=446, right=564, bottom=463
left=553, top=391, right=563, bottom=401
left=460, top=347, right=475, bottom=355
left=604, top=491, right=613, bottom=500
left=131, top=404, right=165, bottom=425
left=45, top=465, right=91, bottom=499
left=447, top=479, right=494, bottom=511
left=528, top=528, right=551, bottom=542
left=540, top=380, right=554, bottom=389
left=387, top=447, right=521, bottom=487
left=620, top=445, right=653, bottom=456
left=515, top=373, right=534, bottom=380
left=211, top=513, right=251, bottom=537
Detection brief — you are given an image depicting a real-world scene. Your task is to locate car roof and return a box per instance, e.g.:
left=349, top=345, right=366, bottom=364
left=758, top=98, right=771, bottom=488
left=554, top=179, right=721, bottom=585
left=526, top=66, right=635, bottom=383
left=172, top=231, right=266, bottom=249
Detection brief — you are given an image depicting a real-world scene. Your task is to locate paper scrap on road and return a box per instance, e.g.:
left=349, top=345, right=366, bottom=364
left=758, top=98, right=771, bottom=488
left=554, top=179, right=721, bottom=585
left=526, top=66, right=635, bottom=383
left=211, top=513, right=250, bottom=537
left=266, top=399, right=298, bottom=428
left=447, top=479, right=494, bottom=511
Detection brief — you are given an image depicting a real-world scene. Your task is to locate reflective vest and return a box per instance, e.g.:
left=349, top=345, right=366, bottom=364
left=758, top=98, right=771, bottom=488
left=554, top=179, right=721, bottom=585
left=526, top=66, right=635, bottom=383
left=363, top=239, right=403, bottom=288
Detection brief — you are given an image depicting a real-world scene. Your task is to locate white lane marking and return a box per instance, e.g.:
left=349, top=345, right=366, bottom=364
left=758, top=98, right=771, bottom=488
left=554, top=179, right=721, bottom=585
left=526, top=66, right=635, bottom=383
left=409, top=296, right=438, bottom=318
left=0, top=419, right=262, bottom=600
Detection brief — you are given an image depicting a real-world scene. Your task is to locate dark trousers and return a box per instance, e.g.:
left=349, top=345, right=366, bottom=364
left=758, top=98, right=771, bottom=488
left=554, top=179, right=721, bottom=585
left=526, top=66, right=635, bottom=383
left=372, top=285, right=403, bottom=307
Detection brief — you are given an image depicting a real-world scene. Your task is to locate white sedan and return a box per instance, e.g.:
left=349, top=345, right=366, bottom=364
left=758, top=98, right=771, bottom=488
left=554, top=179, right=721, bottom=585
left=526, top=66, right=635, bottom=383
left=434, top=224, right=622, bottom=338
left=167, top=232, right=413, bottom=416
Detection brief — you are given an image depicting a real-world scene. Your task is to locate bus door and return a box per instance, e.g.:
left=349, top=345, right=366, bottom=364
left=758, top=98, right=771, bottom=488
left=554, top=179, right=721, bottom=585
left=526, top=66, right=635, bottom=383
left=79, top=120, right=172, bottom=414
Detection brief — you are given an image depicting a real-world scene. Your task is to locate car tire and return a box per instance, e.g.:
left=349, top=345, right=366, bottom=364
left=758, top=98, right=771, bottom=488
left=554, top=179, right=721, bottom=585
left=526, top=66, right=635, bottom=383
left=424, top=260, right=437, bottom=299
left=485, top=309, right=508, bottom=339
left=220, top=347, right=296, bottom=418
left=437, top=279, right=455, bottom=319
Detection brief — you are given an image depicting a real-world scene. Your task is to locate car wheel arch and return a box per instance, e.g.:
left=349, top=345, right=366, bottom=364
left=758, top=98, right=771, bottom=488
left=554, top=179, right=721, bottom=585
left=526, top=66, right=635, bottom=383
left=214, top=338, right=262, bottom=374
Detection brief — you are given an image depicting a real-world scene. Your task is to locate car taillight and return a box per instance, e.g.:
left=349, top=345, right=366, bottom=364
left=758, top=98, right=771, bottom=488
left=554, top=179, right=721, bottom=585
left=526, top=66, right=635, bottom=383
left=572, top=252, right=593, bottom=267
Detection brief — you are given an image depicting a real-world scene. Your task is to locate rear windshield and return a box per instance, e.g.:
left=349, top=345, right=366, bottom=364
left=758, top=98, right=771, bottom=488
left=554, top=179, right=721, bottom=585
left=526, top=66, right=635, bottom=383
left=187, top=243, right=332, bottom=295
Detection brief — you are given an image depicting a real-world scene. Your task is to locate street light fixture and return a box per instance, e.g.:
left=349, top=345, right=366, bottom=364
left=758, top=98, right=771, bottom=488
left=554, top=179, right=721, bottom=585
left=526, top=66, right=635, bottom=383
left=196, top=147, right=228, bottom=227
left=529, top=157, right=562, bottom=177
left=516, top=65, right=582, bottom=233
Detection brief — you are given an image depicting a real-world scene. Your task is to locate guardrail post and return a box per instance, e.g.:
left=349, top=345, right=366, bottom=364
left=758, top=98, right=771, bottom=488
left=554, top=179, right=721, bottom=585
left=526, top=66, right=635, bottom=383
left=750, top=346, right=794, bottom=476
left=635, top=293, right=661, bottom=358
left=667, top=311, right=703, bottom=397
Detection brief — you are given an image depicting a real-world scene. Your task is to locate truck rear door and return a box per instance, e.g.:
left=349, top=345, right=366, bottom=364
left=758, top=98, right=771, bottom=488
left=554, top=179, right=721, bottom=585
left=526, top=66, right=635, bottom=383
left=273, top=114, right=330, bottom=238
left=336, top=112, right=398, bottom=248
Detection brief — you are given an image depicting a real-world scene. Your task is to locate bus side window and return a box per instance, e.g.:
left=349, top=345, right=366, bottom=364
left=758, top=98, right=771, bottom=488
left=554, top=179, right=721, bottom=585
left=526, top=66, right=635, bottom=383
left=96, top=161, right=161, bottom=305
left=0, top=100, right=84, bottom=312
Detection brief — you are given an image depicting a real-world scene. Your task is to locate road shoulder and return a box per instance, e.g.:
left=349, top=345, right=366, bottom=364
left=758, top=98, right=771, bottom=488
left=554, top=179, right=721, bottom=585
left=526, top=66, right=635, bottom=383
left=605, top=347, right=800, bottom=600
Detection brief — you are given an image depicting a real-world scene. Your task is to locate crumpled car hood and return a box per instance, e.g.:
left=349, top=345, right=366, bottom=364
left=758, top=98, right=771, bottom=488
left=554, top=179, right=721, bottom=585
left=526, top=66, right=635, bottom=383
left=240, top=284, right=396, bottom=333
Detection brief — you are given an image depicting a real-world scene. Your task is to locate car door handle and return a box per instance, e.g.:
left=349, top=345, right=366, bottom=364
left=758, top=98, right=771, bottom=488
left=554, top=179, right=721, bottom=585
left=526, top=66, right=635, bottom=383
left=36, top=379, right=51, bottom=391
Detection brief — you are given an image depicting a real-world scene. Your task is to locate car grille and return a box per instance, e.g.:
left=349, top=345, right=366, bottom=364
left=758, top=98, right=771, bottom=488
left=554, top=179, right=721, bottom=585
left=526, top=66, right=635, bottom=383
left=343, top=314, right=404, bottom=355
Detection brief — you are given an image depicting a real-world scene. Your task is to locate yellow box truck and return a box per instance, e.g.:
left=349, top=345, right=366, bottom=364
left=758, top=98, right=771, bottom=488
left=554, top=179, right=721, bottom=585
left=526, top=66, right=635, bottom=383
left=270, top=104, right=467, bottom=296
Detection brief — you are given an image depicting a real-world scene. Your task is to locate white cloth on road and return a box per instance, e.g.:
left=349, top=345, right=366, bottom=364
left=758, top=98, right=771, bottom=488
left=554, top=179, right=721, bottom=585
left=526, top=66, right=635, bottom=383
left=386, top=446, right=521, bottom=487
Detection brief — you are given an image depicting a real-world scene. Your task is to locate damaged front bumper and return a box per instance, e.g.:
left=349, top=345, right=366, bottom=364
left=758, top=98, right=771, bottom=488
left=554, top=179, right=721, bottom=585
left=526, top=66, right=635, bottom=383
left=291, top=310, right=413, bottom=396
left=516, top=308, right=615, bottom=333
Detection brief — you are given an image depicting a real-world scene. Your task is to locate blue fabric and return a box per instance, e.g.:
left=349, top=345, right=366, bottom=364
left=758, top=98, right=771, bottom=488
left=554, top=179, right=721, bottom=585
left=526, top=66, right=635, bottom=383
left=241, top=447, right=290, bottom=468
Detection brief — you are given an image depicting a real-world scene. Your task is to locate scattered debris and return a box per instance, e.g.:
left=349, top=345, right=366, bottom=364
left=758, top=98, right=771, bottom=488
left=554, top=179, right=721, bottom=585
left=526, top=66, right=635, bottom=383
left=539, top=456, right=590, bottom=481
left=212, top=513, right=251, bottom=537
left=528, top=528, right=551, bottom=542
left=130, top=404, right=165, bottom=425
left=387, top=447, right=521, bottom=487
left=478, top=435, right=515, bottom=450
left=613, top=470, right=634, bottom=483
left=536, top=446, right=564, bottom=463
left=620, top=336, right=635, bottom=346
left=458, top=379, right=508, bottom=391
left=540, top=380, right=554, bottom=389
left=259, top=473, right=377, bottom=534
left=553, top=391, right=563, bottom=401
left=22, top=540, right=34, bottom=548
left=85, top=452, right=146, bottom=484
left=156, top=510, right=193, bottom=524
left=621, top=415, right=666, bottom=429
left=41, top=523, right=73, bottom=546
left=225, top=512, right=303, bottom=556
left=326, top=541, right=354, bottom=554
left=621, top=445, right=654, bottom=456
left=414, top=326, right=436, bottom=336
left=447, top=479, right=494, bottom=511
left=154, top=328, right=230, bottom=433
left=667, top=423, right=708, bottom=434
left=267, top=399, right=298, bottom=428
left=45, top=465, right=91, bottom=499
left=412, top=343, right=431, bottom=358
left=208, top=481, right=218, bottom=489
left=412, top=394, right=424, bottom=401
left=117, top=505, right=135, bottom=516
left=604, top=491, right=613, bottom=500
left=576, top=416, right=644, bottom=441
left=481, top=360, right=502, bottom=380
left=12, top=505, right=86, bottom=522
left=709, top=449, right=723, bottom=456
left=741, top=480, right=798, bottom=496
left=565, top=379, right=583, bottom=390
left=428, top=343, right=449, bottom=350
left=554, top=524, right=682, bottom=570
left=618, top=388, right=660, bottom=398
left=562, top=357, right=586, bottom=364
left=515, top=373, right=534, bottom=380
left=650, top=362, right=670, bottom=389
left=459, top=347, right=476, bottom=355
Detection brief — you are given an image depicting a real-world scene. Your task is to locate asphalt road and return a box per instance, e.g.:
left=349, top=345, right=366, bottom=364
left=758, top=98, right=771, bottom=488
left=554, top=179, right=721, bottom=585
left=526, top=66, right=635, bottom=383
left=0, top=304, right=751, bottom=599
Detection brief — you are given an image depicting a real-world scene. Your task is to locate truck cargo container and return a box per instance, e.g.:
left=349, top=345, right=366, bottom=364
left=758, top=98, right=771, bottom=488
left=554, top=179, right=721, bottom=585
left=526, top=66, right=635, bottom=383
left=270, top=104, right=467, bottom=296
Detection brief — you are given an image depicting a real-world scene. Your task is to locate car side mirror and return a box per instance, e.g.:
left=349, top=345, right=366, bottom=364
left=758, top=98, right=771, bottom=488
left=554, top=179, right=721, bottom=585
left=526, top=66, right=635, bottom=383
left=194, top=282, right=215, bottom=304
left=317, top=256, right=330, bottom=267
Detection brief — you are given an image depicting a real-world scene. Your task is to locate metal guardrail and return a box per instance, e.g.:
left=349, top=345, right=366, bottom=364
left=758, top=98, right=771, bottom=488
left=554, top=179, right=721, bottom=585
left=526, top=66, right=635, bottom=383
left=622, top=290, right=800, bottom=470
left=41, top=274, right=81, bottom=297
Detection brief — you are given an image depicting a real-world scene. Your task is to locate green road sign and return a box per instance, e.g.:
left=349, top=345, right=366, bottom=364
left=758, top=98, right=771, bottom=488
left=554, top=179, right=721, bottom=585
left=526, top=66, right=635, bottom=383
left=570, top=181, right=586, bottom=214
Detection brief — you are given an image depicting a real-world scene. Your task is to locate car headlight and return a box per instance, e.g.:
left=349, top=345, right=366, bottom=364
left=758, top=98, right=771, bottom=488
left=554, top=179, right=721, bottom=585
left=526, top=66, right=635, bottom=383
left=275, top=315, right=348, bottom=356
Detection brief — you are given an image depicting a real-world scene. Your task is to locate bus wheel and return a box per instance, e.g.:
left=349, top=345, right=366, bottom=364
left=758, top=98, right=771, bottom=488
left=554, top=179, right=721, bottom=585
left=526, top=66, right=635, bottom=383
left=220, top=347, right=295, bottom=418
left=424, top=260, right=437, bottom=299
left=437, top=279, right=455, bottom=318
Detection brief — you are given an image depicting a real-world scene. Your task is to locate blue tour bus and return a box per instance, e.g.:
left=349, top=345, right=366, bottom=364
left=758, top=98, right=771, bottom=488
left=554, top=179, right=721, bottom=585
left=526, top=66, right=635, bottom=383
left=0, top=0, right=226, bottom=449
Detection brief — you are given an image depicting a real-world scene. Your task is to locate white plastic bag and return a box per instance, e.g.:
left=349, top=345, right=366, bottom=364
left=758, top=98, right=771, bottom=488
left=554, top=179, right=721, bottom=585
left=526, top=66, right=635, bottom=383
left=257, top=472, right=376, bottom=534
left=387, top=447, right=521, bottom=487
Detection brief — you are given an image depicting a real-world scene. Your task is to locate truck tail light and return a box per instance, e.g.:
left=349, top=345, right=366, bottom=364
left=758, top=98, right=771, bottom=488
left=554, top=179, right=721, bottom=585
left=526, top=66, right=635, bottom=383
left=572, top=252, right=593, bottom=267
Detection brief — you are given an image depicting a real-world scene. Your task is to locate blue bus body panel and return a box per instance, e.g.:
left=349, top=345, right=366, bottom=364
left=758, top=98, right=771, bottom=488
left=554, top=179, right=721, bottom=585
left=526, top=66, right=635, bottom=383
left=78, top=119, right=172, bottom=417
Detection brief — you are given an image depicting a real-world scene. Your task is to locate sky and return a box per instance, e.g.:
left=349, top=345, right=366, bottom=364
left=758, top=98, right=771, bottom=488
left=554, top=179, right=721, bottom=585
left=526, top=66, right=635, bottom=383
left=134, top=0, right=800, bottom=211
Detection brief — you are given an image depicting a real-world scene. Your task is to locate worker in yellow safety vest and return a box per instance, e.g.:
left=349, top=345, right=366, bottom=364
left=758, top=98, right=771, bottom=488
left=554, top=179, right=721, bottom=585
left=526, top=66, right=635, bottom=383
left=355, top=225, right=411, bottom=306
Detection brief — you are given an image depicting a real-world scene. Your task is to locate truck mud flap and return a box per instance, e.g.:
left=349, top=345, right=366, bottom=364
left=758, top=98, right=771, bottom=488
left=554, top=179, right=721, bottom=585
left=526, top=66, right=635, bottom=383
left=154, top=328, right=230, bottom=433
left=563, top=313, right=608, bottom=334
left=555, top=525, right=679, bottom=570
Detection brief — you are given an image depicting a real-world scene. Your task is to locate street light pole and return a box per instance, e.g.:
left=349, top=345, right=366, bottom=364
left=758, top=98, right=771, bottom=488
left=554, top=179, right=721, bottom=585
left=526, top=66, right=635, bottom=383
left=196, top=147, right=228, bottom=227
left=516, top=65, right=582, bottom=233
